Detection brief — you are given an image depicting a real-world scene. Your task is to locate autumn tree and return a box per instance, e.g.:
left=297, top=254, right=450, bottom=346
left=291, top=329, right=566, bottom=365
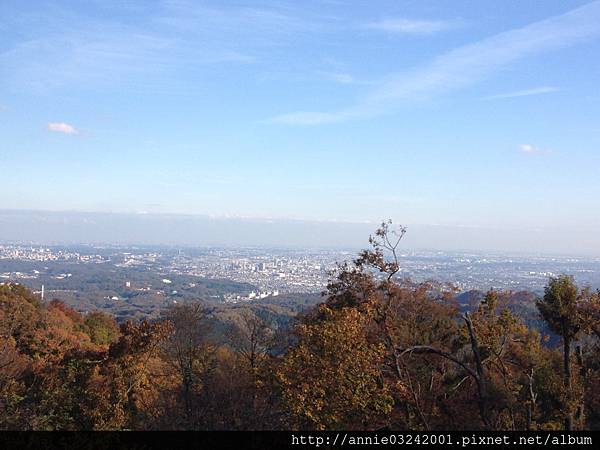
left=315, top=221, right=558, bottom=431
left=277, top=305, right=392, bottom=430
left=83, top=320, right=174, bottom=429
left=159, top=303, right=215, bottom=428
left=228, top=310, right=273, bottom=372
left=576, top=289, right=600, bottom=428
left=0, top=284, right=38, bottom=428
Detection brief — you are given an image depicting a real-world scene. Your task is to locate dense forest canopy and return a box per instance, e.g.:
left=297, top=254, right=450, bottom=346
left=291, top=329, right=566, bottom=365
left=1, top=222, right=599, bottom=431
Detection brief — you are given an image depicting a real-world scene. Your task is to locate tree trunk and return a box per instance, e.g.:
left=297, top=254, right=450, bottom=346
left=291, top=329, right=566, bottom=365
left=526, top=369, right=536, bottom=431
left=464, top=313, right=491, bottom=430
left=563, top=336, right=573, bottom=431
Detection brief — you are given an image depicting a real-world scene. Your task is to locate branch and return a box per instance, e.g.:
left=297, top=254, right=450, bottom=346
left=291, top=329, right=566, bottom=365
left=399, top=345, right=478, bottom=380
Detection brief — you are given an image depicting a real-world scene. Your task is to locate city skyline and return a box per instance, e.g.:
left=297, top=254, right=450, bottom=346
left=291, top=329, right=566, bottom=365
left=3, top=240, right=600, bottom=298
left=2, top=1, right=600, bottom=254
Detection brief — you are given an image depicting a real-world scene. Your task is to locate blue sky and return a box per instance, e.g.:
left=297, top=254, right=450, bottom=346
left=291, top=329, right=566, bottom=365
left=1, top=1, right=600, bottom=251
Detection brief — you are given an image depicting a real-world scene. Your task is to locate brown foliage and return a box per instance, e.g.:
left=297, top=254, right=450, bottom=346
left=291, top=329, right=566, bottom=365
left=1, top=222, right=600, bottom=431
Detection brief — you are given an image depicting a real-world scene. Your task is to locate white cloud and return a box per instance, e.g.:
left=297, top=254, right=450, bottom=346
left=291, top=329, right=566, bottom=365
left=319, top=71, right=354, bottom=84
left=269, top=1, right=600, bottom=125
left=365, top=18, right=456, bottom=35
left=520, top=144, right=550, bottom=155
left=483, top=86, right=560, bottom=100
left=265, top=111, right=349, bottom=125
left=0, top=2, right=302, bottom=94
left=316, top=71, right=374, bottom=86
left=47, top=122, right=78, bottom=135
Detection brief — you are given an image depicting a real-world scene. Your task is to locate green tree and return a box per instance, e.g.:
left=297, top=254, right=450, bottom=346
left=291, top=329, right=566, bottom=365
left=84, top=311, right=120, bottom=346
left=537, top=275, right=582, bottom=430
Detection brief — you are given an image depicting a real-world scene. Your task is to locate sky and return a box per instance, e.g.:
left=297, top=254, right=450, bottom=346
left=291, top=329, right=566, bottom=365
left=1, top=1, right=600, bottom=253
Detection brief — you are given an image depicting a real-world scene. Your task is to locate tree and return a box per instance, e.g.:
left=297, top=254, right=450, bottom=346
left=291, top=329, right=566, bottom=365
left=320, top=222, right=556, bottom=430
left=577, top=289, right=600, bottom=429
left=355, top=219, right=406, bottom=281
left=228, top=310, right=273, bottom=372
left=160, top=303, right=214, bottom=428
left=277, top=306, right=393, bottom=430
left=93, top=320, right=174, bottom=429
left=399, top=312, right=493, bottom=429
left=537, top=275, right=582, bottom=430
left=580, top=289, right=600, bottom=340
left=84, top=311, right=120, bottom=346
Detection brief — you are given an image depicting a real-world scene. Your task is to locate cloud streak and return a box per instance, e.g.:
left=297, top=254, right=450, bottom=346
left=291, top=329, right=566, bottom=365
left=365, top=18, right=457, bottom=35
left=519, top=144, right=551, bottom=155
left=264, top=111, right=353, bottom=125
left=47, top=122, right=78, bottom=135
left=269, top=1, right=600, bottom=125
left=315, top=70, right=374, bottom=86
left=0, top=1, right=313, bottom=93
left=482, top=86, right=560, bottom=100
left=318, top=71, right=355, bottom=84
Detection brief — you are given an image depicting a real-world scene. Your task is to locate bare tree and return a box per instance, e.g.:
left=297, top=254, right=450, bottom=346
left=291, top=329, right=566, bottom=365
left=398, top=311, right=492, bottom=430
left=355, top=219, right=407, bottom=281
left=229, top=310, right=274, bottom=372
left=161, top=303, right=214, bottom=424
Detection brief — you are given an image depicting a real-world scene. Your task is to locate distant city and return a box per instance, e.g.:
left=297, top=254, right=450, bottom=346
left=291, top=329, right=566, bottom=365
left=2, top=243, right=600, bottom=302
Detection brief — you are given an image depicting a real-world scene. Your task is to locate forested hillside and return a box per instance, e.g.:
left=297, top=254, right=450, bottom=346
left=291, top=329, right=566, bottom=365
left=1, top=223, right=599, bottom=431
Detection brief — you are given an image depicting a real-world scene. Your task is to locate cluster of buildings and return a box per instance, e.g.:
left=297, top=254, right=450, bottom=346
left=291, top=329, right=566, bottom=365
left=1, top=244, right=599, bottom=301
left=224, top=290, right=279, bottom=303
left=165, top=248, right=346, bottom=294
left=0, top=245, right=108, bottom=263
left=115, top=252, right=161, bottom=267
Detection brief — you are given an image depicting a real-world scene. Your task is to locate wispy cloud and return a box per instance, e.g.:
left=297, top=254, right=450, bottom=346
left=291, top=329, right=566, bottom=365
left=519, top=144, right=551, bottom=155
left=265, top=111, right=353, bottom=126
left=365, top=18, right=457, bottom=35
left=316, top=70, right=374, bottom=86
left=318, top=71, right=355, bottom=84
left=269, top=1, right=600, bottom=125
left=483, top=86, right=560, bottom=100
left=47, top=122, right=78, bottom=135
left=157, top=2, right=314, bottom=39
left=0, top=2, right=311, bottom=93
